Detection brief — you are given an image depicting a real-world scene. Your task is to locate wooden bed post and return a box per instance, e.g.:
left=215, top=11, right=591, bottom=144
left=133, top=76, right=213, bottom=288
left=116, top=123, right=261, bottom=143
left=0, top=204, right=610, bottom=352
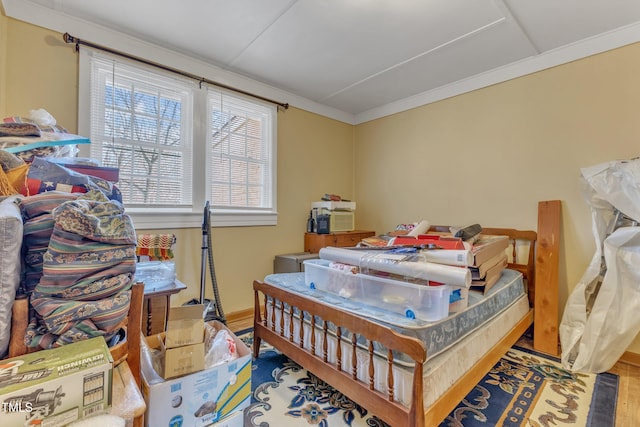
left=534, top=200, right=561, bottom=356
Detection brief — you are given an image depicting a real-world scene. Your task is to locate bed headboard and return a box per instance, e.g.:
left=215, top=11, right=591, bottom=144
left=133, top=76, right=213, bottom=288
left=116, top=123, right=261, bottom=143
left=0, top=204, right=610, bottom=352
left=429, top=226, right=537, bottom=302
left=430, top=200, right=561, bottom=355
left=476, top=227, right=537, bottom=305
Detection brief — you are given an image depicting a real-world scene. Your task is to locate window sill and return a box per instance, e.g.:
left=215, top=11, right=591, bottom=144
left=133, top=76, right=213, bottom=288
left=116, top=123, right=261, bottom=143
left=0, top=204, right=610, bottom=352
left=126, top=210, right=277, bottom=229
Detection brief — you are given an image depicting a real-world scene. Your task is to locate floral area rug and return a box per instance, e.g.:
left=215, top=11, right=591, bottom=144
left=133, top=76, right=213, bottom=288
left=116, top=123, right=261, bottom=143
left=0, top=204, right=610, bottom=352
left=239, top=330, right=618, bottom=427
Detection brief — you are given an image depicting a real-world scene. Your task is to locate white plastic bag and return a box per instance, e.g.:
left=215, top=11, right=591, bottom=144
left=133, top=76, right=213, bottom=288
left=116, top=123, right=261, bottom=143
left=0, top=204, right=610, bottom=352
left=68, top=415, right=125, bottom=427
left=139, top=334, right=165, bottom=385
left=204, top=323, right=238, bottom=368
left=559, top=159, right=640, bottom=373
left=29, top=108, right=57, bottom=127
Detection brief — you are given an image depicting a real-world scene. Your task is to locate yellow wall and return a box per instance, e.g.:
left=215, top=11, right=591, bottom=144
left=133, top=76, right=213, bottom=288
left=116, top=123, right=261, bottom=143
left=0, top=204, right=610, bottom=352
left=160, top=107, right=355, bottom=309
left=3, top=15, right=639, bottom=354
left=0, top=18, right=355, bottom=315
left=0, top=11, right=7, bottom=115
left=2, top=19, right=77, bottom=130
left=354, top=43, right=640, bottom=353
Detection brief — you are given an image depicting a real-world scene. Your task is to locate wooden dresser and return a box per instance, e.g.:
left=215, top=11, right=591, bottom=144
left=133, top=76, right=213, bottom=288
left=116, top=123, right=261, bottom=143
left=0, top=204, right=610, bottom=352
left=304, top=230, right=375, bottom=253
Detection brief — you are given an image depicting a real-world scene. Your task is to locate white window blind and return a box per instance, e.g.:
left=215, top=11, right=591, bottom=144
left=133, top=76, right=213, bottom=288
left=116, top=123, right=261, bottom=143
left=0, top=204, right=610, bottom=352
left=208, top=90, right=274, bottom=212
left=79, top=49, right=278, bottom=229
left=88, top=53, right=194, bottom=208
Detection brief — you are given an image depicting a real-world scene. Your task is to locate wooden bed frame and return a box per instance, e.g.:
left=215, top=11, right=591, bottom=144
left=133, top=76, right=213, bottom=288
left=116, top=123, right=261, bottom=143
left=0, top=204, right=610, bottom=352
left=253, top=200, right=561, bottom=427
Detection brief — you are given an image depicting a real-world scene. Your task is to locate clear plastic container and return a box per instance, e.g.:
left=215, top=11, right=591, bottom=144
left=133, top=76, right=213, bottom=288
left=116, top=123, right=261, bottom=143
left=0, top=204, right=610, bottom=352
left=135, top=261, right=176, bottom=290
left=304, top=259, right=451, bottom=321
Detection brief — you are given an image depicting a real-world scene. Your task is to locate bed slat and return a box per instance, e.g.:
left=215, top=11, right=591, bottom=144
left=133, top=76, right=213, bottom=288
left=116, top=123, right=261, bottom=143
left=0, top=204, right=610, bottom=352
left=388, top=349, right=395, bottom=402
left=253, top=280, right=426, bottom=427
left=351, top=334, right=357, bottom=380
left=337, top=327, right=343, bottom=371
left=299, top=310, right=305, bottom=348
left=311, top=315, right=316, bottom=354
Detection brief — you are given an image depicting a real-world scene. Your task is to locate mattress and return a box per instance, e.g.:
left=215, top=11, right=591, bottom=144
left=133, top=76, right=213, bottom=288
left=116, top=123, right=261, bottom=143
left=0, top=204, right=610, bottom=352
left=264, top=268, right=526, bottom=365
left=262, top=287, right=530, bottom=408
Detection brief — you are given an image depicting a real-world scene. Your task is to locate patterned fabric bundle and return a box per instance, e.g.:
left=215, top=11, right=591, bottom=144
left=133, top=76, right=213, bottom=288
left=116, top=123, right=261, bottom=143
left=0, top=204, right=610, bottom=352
left=26, top=191, right=137, bottom=350
left=20, top=191, right=80, bottom=294
left=0, top=151, right=28, bottom=196
left=0, top=122, right=41, bottom=137
left=136, top=233, right=176, bottom=260
left=1, top=114, right=77, bottom=162
left=26, top=157, right=122, bottom=202
left=3, top=115, right=68, bottom=133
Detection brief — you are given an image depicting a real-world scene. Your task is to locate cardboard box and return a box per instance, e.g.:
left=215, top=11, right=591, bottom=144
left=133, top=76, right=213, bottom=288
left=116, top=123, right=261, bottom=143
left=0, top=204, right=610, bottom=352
left=470, top=253, right=508, bottom=280
left=389, top=234, right=465, bottom=249
left=449, top=286, right=469, bottom=313
left=165, top=304, right=205, bottom=349
left=163, top=342, right=205, bottom=380
left=211, top=410, right=243, bottom=427
left=143, top=321, right=252, bottom=427
left=470, top=234, right=509, bottom=266
left=471, top=257, right=508, bottom=294
left=0, top=337, right=113, bottom=427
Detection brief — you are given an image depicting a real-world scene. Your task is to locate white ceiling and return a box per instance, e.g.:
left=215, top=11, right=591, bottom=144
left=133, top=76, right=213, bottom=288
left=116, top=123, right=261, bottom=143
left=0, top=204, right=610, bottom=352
left=4, top=0, right=640, bottom=123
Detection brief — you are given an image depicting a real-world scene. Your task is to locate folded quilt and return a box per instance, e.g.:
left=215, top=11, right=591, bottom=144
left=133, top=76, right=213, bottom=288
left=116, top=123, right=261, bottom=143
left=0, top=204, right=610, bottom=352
left=0, top=122, right=41, bottom=137
left=136, top=233, right=176, bottom=260
left=26, top=157, right=121, bottom=202
left=3, top=115, right=67, bottom=133
left=26, top=289, right=131, bottom=349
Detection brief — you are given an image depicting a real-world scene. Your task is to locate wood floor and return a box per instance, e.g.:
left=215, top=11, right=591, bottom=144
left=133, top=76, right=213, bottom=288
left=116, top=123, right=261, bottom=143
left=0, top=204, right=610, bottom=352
left=608, top=360, right=640, bottom=426
left=513, top=335, right=640, bottom=427
left=228, top=316, right=639, bottom=426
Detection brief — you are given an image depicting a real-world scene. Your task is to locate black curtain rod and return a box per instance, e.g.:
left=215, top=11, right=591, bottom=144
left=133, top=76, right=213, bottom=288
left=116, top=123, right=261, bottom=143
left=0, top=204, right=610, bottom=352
left=63, top=32, right=289, bottom=111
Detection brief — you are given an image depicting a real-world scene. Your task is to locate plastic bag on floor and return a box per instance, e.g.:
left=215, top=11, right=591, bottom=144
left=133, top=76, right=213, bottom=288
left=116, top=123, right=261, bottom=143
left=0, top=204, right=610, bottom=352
left=560, top=158, right=640, bottom=373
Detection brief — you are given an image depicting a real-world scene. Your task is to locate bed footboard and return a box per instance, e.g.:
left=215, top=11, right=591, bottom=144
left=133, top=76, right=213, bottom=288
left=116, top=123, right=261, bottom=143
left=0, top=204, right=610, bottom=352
left=253, top=279, right=427, bottom=427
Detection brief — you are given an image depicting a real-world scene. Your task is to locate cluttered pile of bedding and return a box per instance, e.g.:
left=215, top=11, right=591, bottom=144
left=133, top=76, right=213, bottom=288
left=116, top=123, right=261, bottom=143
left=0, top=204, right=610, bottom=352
left=22, top=190, right=136, bottom=350
left=0, top=109, right=135, bottom=354
left=0, top=109, right=119, bottom=199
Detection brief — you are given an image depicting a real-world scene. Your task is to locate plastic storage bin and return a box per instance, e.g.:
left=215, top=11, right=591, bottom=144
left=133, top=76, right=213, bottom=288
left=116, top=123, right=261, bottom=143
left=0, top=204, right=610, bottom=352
left=135, top=260, right=176, bottom=290
left=449, top=286, right=469, bottom=313
left=304, top=259, right=451, bottom=321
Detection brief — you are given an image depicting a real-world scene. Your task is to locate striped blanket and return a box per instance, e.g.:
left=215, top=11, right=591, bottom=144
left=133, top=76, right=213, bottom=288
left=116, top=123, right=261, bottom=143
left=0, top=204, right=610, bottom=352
left=25, top=191, right=137, bottom=349
left=21, top=191, right=79, bottom=294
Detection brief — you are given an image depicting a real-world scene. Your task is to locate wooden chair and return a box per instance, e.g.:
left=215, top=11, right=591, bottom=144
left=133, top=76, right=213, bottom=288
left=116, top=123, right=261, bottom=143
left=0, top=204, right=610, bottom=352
left=8, top=282, right=146, bottom=427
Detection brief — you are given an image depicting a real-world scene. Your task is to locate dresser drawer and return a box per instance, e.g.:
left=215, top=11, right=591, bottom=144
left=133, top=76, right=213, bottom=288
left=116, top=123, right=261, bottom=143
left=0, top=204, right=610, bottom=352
left=304, top=230, right=375, bottom=253
left=334, top=232, right=369, bottom=247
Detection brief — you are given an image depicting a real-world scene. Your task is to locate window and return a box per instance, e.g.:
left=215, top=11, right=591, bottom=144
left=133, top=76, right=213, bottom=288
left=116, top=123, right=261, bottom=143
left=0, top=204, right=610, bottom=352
left=78, top=50, right=277, bottom=229
left=208, top=91, right=274, bottom=214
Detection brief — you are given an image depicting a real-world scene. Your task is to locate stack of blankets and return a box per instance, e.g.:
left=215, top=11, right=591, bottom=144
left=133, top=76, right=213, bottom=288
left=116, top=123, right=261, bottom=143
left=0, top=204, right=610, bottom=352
left=19, top=190, right=136, bottom=350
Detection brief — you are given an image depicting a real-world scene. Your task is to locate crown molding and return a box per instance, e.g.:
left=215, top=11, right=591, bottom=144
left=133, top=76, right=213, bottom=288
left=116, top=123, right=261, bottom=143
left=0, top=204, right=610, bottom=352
left=4, top=0, right=640, bottom=126
left=354, top=21, right=640, bottom=124
left=1, top=0, right=355, bottom=124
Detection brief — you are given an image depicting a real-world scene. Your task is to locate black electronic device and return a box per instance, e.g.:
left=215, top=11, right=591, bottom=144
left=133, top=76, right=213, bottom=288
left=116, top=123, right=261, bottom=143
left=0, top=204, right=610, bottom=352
left=316, top=214, right=330, bottom=234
